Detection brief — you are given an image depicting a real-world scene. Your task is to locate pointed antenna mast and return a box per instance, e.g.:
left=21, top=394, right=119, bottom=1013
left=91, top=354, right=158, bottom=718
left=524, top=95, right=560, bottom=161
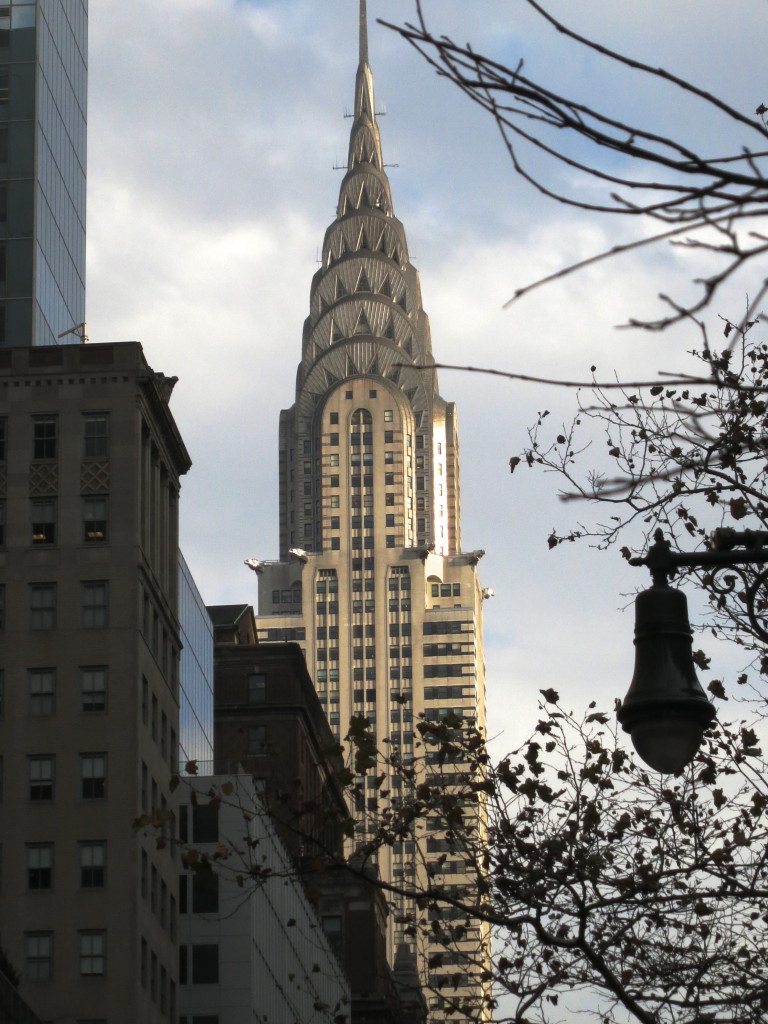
left=359, top=0, right=368, bottom=65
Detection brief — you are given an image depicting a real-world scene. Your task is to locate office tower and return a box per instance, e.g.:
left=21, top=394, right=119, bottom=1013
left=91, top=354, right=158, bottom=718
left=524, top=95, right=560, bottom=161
left=0, top=1, right=87, bottom=347
left=253, top=3, right=489, bottom=1019
left=0, top=342, right=190, bottom=1022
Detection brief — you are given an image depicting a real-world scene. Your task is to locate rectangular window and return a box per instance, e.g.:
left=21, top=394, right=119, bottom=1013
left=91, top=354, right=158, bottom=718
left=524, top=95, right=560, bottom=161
left=192, top=871, right=219, bottom=914
left=79, top=931, right=106, bottom=976
left=191, top=944, right=219, bottom=984
left=81, top=667, right=107, bottom=712
left=29, top=669, right=55, bottom=715
left=81, top=754, right=107, bottom=799
left=0, top=417, right=6, bottom=460
left=384, top=409, right=393, bottom=422
left=32, top=416, right=57, bottom=460
left=25, top=933, right=53, bottom=979
left=248, top=726, right=266, bottom=754
left=384, top=430, right=394, bottom=443
left=192, top=804, right=219, bottom=843
left=82, top=582, right=108, bottom=627
left=30, top=498, right=56, bottom=544
left=248, top=673, right=266, bottom=702
left=29, top=757, right=54, bottom=801
left=80, top=842, right=106, bottom=888
left=27, top=844, right=53, bottom=890
left=83, top=496, right=108, bottom=542
left=29, top=589, right=56, bottom=626
left=83, top=415, right=109, bottom=458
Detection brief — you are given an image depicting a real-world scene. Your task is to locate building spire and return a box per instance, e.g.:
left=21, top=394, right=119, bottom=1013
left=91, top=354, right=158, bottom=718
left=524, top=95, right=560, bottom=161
left=359, top=0, right=369, bottom=66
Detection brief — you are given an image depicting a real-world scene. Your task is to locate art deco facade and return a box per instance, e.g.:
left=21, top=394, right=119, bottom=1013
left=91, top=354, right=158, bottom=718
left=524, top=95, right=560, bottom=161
left=0, top=342, right=190, bottom=1022
left=254, top=4, right=489, bottom=1019
left=0, top=1, right=87, bottom=347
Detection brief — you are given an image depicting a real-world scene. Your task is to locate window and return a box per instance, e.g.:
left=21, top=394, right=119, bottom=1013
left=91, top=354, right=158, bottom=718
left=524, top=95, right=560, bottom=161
left=384, top=430, right=394, bottom=443
left=81, top=668, right=107, bottom=712
left=79, top=931, right=106, bottom=976
left=0, top=416, right=5, bottom=460
left=83, top=415, right=109, bottom=459
left=192, top=870, right=219, bottom=913
left=81, top=754, right=107, bottom=799
left=248, top=673, right=266, bottom=702
left=83, top=497, right=108, bottom=542
left=30, top=498, right=56, bottom=544
left=29, top=757, right=54, bottom=800
left=0, top=500, right=4, bottom=545
left=248, top=726, right=266, bottom=755
left=329, top=494, right=340, bottom=507
left=29, top=669, right=55, bottom=714
left=33, top=416, right=57, bottom=459
left=25, top=933, right=53, bottom=979
left=329, top=433, right=339, bottom=445
left=29, top=585, right=56, bottom=630
left=330, top=537, right=340, bottom=549
left=80, top=842, right=106, bottom=888
left=384, top=451, right=394, bottom=464
left=27, top=844, right=53, bottom=890
left=329, top=412, right=339, bottom=424
left=82, top=582, right=108, bottom=627
left=386, top=535, right=396, bottom=547
left=385, top=493, right=395, bottom=506
left=384, top=409, right=393, bottom=422
left=191, top=944, right=219, bottom=984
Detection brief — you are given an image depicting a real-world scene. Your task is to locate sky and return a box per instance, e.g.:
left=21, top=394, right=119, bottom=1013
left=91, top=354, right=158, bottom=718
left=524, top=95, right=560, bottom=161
left=86, top=0, right=765, bottom=753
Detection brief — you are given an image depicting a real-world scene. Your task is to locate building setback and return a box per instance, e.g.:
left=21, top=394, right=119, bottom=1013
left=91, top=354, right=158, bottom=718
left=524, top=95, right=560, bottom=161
left=0, top=1, right=87, bottom=347
left=0, top=341, right=190, bottom=1023
left=253, top=3, right=490, bottom=1019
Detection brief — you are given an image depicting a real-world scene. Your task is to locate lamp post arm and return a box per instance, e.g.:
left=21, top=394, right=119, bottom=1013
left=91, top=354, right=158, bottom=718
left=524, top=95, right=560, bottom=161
left=629, top=527, right=768, bottom=586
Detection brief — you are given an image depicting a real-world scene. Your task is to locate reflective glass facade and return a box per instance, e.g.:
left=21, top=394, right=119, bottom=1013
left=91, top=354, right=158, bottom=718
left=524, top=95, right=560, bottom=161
left=178, top=551, right=215, bottom=766
left=0, top=0, right=87, bottom=347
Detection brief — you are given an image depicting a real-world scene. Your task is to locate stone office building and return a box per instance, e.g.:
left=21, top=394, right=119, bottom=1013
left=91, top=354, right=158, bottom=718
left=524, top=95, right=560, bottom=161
left=0, top=341, right=190, bottom=1023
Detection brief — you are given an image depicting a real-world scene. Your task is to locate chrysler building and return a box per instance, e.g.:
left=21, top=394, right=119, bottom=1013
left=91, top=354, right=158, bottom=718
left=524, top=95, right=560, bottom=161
left=254, top=3, right=489, bottom=1017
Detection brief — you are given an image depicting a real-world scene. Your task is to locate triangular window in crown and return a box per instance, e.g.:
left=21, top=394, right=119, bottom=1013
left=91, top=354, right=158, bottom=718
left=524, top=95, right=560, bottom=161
left=384, top=316, right=396, bottom=341
left=340, top=195, right=348, bottom=216
left=347, top=354, right=359, bottom=375
left=405, top=387, right=416, bottom=402
left=331, top=320, right=345, bottom=344
left=377, top=231, right=388, bottom=254
left=354, top=310, right=372, bottom=336
left=403, top=337, right=413, bottom=357
left=320, top=295, right=329, bottom=313
left=357, top=227, right=371, bottom=252
left=356, top=269, right=371, bottom=293
left=392, top=246, right=401, bottom=265
left=360, top=185, right=370, bottom=209
left=334, top=277, right=347, bottom=300
left=387, top=366, right=401, bottom=385
left=380, top=275, right=392, bottom=298
left=398, top=292, right=408, bottom=312
left=339, top=235, right=348, bottom=257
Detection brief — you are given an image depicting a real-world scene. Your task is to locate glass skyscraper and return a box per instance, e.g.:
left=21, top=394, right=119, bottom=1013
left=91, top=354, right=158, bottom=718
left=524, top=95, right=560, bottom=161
left=178, top=551, right=215, bottom=768
left=0, top=0, right=87, bottom=347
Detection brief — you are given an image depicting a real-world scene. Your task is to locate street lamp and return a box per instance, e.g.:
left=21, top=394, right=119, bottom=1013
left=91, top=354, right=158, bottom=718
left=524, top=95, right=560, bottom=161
left=617, top=528, right=768, bottom=773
